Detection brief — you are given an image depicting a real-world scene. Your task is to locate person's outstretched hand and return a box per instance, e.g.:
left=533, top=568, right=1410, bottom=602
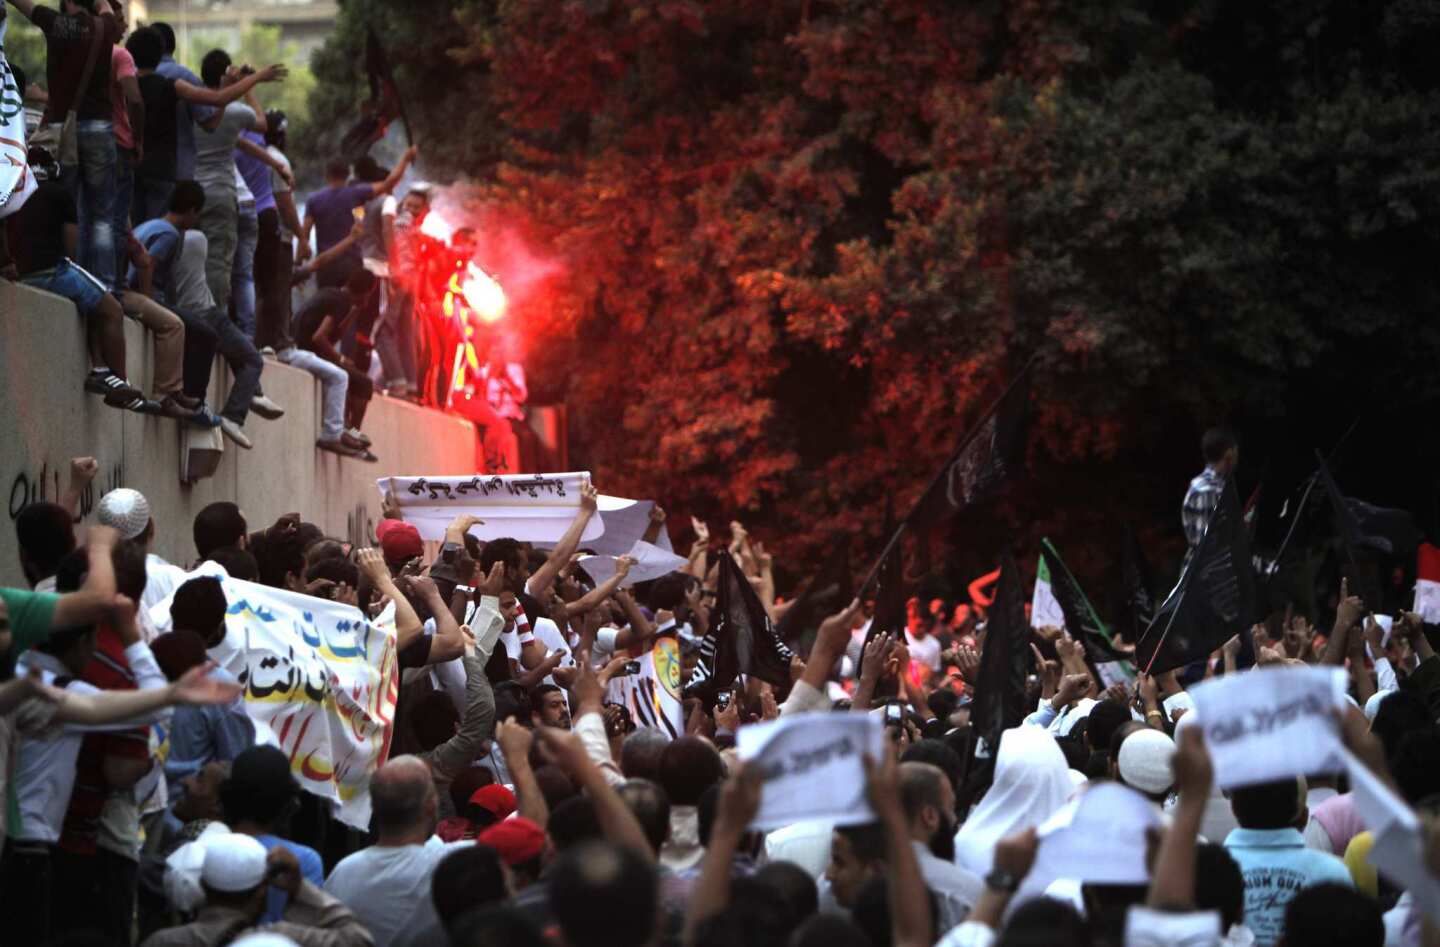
left=172, top=661, right=244, bottom=706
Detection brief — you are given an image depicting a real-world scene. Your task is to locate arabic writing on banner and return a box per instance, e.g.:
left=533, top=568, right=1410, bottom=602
left=378, top=472, right=604, bottom=544
left=159, top=576, right=399, bottom=829
left=607, top=635, right=684, bottom=739
left=1188, top=665, right=1348, bottom=789
left=736, top=712, right=884, bottom=830
left=0, top=15, right=37, bottom=218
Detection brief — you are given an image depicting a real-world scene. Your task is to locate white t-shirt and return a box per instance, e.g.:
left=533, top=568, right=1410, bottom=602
left=325, top=838, right=466, bottom=947
left=906, top=630, right=942, bottom=672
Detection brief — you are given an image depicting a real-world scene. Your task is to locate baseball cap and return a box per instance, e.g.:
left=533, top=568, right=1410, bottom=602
left=477, top=816, right=545, bottom=866
left=201, top=833, right=268, bottom=892
left=97, top=488, right=152, bottom=540
left=469, top=784, right=517, bottom=822
left=1117, top=728, right=1177, bottom=796
left=376, top=519, right=424, bottom=564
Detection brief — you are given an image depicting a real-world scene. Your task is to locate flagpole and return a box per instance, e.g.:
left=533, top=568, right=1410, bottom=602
left=1268, top=417, right=1361, bottom=569
left=1137, top=477, right=1231, bottom=676
left=858, top=352, right=1039, bottom=596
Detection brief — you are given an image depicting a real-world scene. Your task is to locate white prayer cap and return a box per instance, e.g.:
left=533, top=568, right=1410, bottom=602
left=164, top=821, right=231, bottom=911
left=1118, top=728, right=1177, bottom=796
left=1365, top=689, right=1394, bottom=722
left=201, top=833, right=269, bottom=893
left=97, top=488, right=152, bottom=540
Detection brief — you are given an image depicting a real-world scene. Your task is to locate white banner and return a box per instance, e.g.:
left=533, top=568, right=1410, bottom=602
left=579, top=541, right=687, bottom=589
left=0, top=14, right=37, bottom=218
left=607, top=635, right=685, bottom=739
left=1188, top=666, right=1348, bottom=789
left=153, top=575, right=398, bottom=829
left=1029, top=782, right=1159, bottom=889
left=736, top=712, right=884, bottom=830
left=377, top=473, right=675, bottom=556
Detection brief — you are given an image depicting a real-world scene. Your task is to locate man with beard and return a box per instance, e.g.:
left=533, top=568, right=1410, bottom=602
left=898, top=761, right=982, bottom=930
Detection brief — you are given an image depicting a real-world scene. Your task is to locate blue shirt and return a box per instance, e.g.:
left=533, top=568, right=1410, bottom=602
left=236, top=130, right=276, bottom=214
left=256, top=834, right=325, bottom=924
left=162, top=667, right=254, bottom=794
left=129, top=218, right=181, bottom=302
left=156, top=56, right=213, bottom=180
left=305, top=183, right=372, bottom=280
left=1223, top=827, right=1353, bottom=946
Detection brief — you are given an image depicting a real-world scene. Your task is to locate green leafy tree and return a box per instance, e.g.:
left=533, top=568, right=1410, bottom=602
left=184, top=25, right=315, bottom=138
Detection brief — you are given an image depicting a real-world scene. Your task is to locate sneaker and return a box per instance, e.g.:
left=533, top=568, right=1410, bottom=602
left=250, top=394, right=285, bottom=420
left=171, top=392, right=203, bottom=411
left=220, top=418, right=253, bottom=449
left=107, top=394, right=163, bottom=414
left=317, top=438, right=363, bottom=458
left=343, top=428, right=372, bottom=449
left=160, top=394, right=222, bottom=427
left=85, top=370, right=142, bottom=400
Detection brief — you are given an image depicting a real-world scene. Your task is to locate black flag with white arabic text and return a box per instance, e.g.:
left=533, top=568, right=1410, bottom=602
left=685, top=552, right=794, bottom=701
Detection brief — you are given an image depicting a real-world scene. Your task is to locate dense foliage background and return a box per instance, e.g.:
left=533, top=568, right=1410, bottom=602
left=302, top=0, right=1440, bottom=603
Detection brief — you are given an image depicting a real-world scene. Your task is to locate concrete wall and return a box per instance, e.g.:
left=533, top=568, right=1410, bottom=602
left=0, top=281, right=480, bottom=587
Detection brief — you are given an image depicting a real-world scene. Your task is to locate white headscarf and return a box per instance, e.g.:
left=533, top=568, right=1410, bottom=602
left=953, top=726, right=1071, bottom=876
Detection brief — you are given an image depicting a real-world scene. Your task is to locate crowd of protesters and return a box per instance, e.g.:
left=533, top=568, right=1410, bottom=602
left=1, top=0, right=528, bottom=467
left=0, top=427, right=1436, bottom=947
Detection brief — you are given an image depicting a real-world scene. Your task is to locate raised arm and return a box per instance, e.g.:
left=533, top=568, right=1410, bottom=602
left=51, top=526, right=120, bottom=629
left=175, top=63, right=285, bottom=108
left=495, top=719, right=548, bottom=827
left=236, top=136, right=294, bottom=188
left=1322, top=578, right=1365, bottom=666
left=684, top=763, right=762, bottom=946
left=527, top=481, right=599, bottom=598
left=537, top=725, right=654, bottom=860
left=4, top=0, right=38, bottom=23
left=60, top=457, right=98, bottom=519
left=1147, top=725, right=1211, bottom=910
left=52, top=659, right=240, bottom=728
left=787, top=598, right=861, bottom=714
left=867, top=748, right=933, bottom=947
left=563, top=556, right=632, bottom=619
left=641, top=505, right=667, bottom=546
left=357, top=548, right=424, bottom=651
left=372, top=145, right=418, bottom=197
left=609, top=585, right=655, bottom=651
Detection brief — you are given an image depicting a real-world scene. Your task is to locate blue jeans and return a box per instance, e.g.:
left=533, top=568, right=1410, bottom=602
left=182, top=305, right=262, bottom=424
left=376, top=285, right=418, bottom=388
left=278, top=346, right=348, bottom=441
left=113, top=148, right=136, bottom=282
left=58, top=120, right=118, bottom=291
left=132, top=174, right=174, bottom=230
left=232, top=203, right=258, bottom=340
left=21, top=258, right=106, bottom=314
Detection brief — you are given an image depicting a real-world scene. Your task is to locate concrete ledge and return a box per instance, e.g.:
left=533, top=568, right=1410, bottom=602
left=1, top=280, right=480, bottom=585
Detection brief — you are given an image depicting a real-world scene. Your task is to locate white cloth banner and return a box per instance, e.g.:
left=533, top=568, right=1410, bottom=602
left=377, top=472, right=674, bottom=556
left=0, top=13, right=38, bottom=218
left=606, top=635, right=685, bottom=739
left=152, top=574, right=398, bottom=829
left=1188, top=666, right=1348, bottom=789
left=1023, top=782, right=1160, bottom=895
left=579, top=541, right=687, bottom=588
left=736, top=712, right=884, bottom=830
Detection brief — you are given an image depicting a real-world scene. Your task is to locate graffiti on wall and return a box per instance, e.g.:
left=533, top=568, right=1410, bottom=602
left=9, top=460, right=124, bottom=522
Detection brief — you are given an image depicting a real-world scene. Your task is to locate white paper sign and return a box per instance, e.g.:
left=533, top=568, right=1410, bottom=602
left=736, top=712, right=885, bottom=830
left=579, top=541, right=687, bottom=588
left=1027, top=782, right=1160, bottom=890
left=1343, top=748, right=1440, bottom=925
left=1189, top=666, right=1348, bottom=789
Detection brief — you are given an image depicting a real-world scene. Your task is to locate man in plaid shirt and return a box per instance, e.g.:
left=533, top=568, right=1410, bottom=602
left=1182, top=428, right=1239, bottom=553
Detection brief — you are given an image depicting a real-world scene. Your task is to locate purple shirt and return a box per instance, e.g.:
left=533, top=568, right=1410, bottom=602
left=235, top=130, right=276, bottom=214
left=306, top=183, right=372, bottom=255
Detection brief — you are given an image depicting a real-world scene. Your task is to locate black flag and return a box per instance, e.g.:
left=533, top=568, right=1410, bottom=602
left=1040, top=540, right=1131, bottom=672
left=341, top=28, right=413, bottom=157
left=970, top=554, right=1033, bottom=754
left=1315, top=452, right=1423, bottom=559
left=1136, top=479, right=1256, bottom=675
left=775, top=542, right=853, bottom=645
left=1119, top=523, right=1157, bottom=647
left=685, top=552, right=795, bottom=700
left=906, top=366, right=1030, bottom=531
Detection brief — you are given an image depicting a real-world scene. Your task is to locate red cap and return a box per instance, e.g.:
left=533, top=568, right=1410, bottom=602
left=376, top=518, right=424, bottom=564
left=477, top=816, right=545, bottom=866
left=468, top=784, right=517, bottom=821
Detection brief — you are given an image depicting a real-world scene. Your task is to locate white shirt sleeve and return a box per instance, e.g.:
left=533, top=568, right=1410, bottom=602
left=63, top=642, right=175, bottom=732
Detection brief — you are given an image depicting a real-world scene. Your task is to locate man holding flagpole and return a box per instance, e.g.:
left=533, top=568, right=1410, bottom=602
left=1183, top=428, right=1239, bottom=556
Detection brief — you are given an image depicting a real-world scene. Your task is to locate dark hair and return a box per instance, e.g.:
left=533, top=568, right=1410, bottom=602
left=150, top=628, right=209, bottom=681
left=303, top=537, right=347, bottom=568
left=152, top=21, right=177, bottom=54
left=478, top=538, right=525, bottom=579
left=1201, top=427, right=1238, bottom=464
left=617, top=779, right=670, bottom=854
left=697, top=782, right=721, bottom=848
left=835, top=822, right=888, bottom=865
left=790, top=914, right=870, bottom=947
left=325, top=159, right=349, bottom=180
left=1229, top=778, right=1301, bottom=830
left=36, top=622, right=95, bottom=658
left=172, top=576, right=227, bottom=646
left=694, top=878, right=794, bottom=947
left=852, top=876, right=940, bottom=947
left=110, top=539, right=149, bottom=601
left=997, top=897, right=1092, bottom=947
left=16, top=501, right=75, bottom=582
left=207, top=545, right=259, bottom=581
left=200, top=48, right=231, bottom=89
left=194, top=502, right=246, bottom=558
left=250, top=531, right=305, bottom=589
left=1391, top=726, right=1440, bottom=804
left=306, top=556, right=359, bottom=589
left=1372, top=690, right=1432, bottom=761
left=125, top=26, right=164, bottom=70
left=493, top=681, right=532, bottom=723
left=432, top=846, right=507, bottom=931
left=448, top=763, right=495, bottom=815
left=529, top=683, right=564, bottom=718
left=902, top=739, right=962, bottom=795
left=170, top=179, right=206, bottom=215
left=264, top=110, right=287, bottom=148
left=346, top=268, right=377, bottom=296
left=620, top=728, right=670, bottom=781
left=534, top=765, right=578, bottom=809
left=647, top=573, right=689, bottom=612
left=1193, top=843, right=1244, bottom=931
left=753, top=861, right=818, bottom=925
left=1085, top=700, right=1132, bottom=755
left=547, top=795, right=600, bottom=851
left=220, top=745, right=300, bottom=827
left=658, top=736, right=724, bottom=806
left=1055, top=736, right=1088, bottom=772
left=1107, top=720, right=1146, bottom=765
left=549, top=842, right=658, bottom=947
left=450, top=905, right=545, bottom=947
left=1282, top=882, right=1382, bottom=947
left=926, top=688, right=959, bottom=721
left=410, top=690, right=460, bottom=752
